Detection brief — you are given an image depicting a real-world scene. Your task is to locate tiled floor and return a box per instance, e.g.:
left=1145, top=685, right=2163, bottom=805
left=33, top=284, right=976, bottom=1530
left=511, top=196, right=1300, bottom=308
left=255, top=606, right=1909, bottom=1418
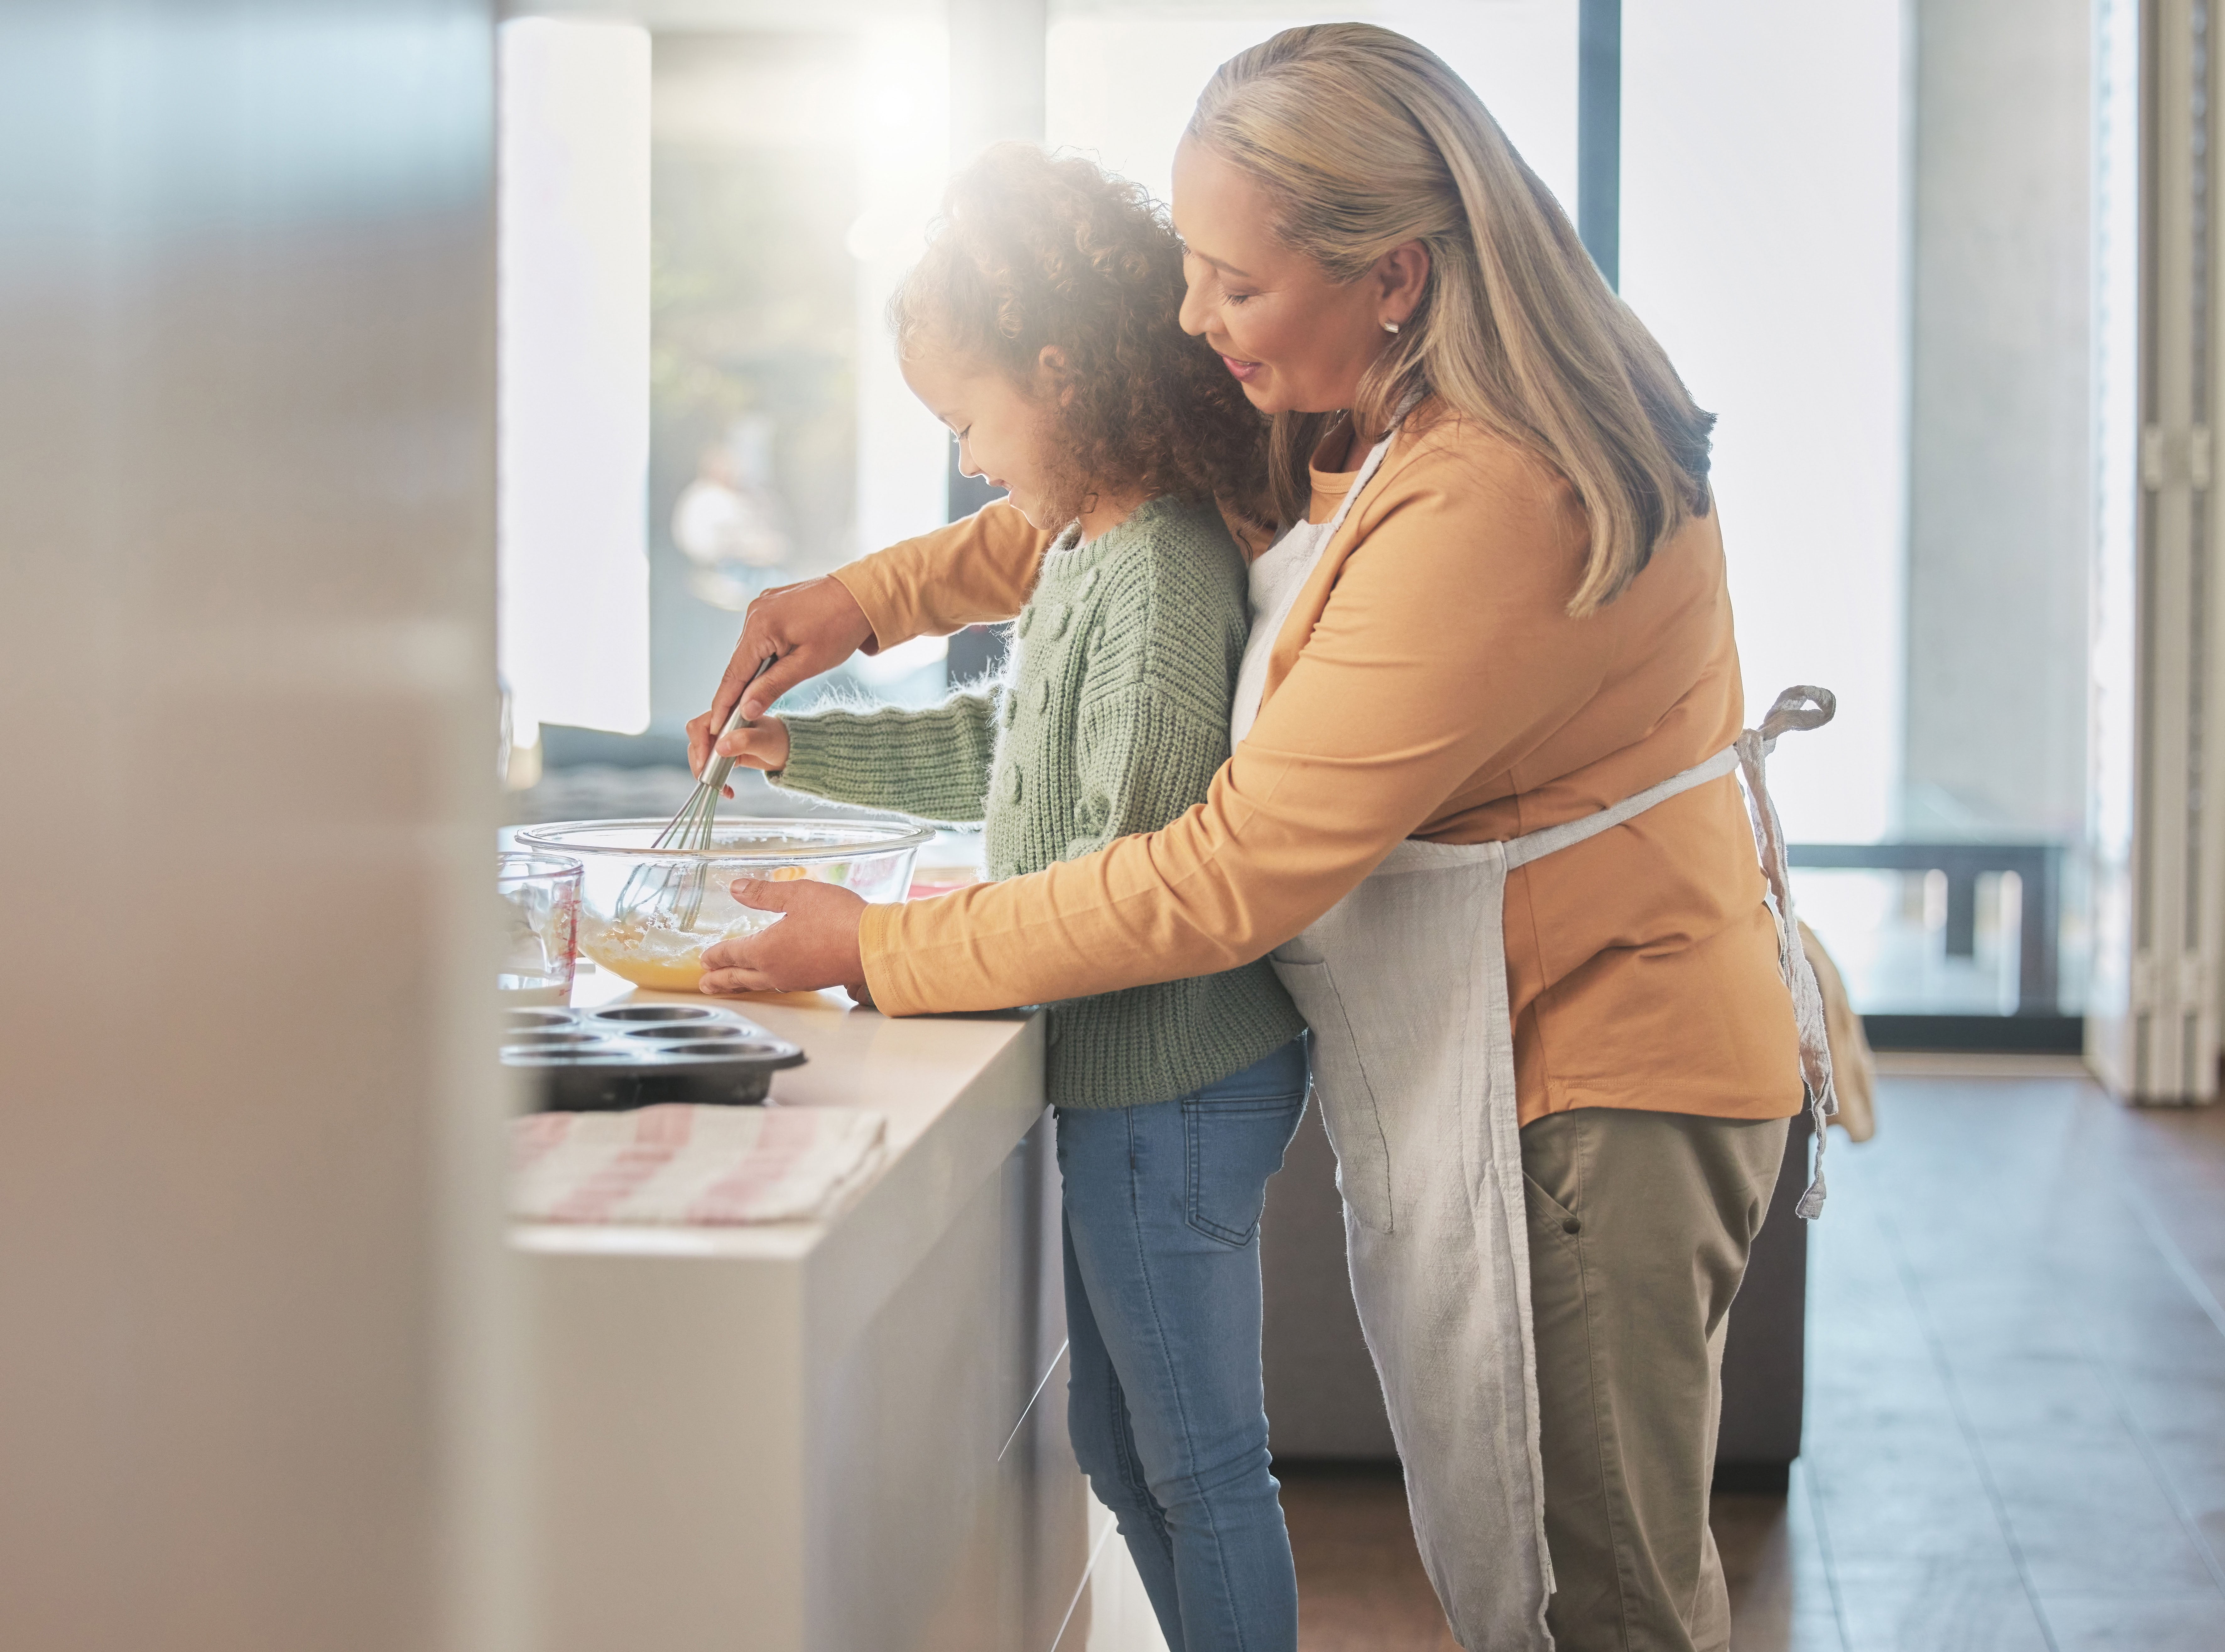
left=1281, top=1075, right=2225, bottom=1652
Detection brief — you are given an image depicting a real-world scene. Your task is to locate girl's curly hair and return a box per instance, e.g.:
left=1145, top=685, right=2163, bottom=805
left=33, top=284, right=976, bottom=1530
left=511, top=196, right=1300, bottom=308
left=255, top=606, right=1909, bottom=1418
left=891, top=144, right=1271, bottom=531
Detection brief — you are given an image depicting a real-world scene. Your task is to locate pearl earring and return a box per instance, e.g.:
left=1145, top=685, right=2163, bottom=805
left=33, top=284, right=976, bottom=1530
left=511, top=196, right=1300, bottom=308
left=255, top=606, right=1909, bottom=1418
left=1381, top=319, right=1401, bottom=334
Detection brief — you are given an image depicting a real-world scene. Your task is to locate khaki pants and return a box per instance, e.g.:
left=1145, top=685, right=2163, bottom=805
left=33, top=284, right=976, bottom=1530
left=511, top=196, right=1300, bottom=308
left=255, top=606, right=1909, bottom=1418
left=1520, top=1107, right=1791, bottom=1652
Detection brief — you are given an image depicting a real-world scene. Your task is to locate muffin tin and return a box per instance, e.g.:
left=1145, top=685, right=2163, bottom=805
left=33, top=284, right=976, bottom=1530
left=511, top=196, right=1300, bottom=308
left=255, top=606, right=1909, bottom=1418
left=502, top=1003, right=806, bottom=1112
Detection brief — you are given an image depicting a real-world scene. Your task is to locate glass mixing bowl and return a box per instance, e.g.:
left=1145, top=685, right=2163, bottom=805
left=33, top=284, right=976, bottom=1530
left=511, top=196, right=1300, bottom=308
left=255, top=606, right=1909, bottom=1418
left=513, top=817, right=935, bottom=993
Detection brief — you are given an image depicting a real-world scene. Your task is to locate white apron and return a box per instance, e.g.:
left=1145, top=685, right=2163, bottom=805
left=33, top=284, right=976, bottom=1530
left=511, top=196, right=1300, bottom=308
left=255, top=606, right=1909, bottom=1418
left=1236, top=423, right=1837, bottom=1650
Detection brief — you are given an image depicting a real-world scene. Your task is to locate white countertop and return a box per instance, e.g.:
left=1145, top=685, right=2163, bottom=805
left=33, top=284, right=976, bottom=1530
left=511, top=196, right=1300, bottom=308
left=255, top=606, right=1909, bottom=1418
left=512, top=964, right=1129, bottom=1652
left=510, top=965, right=1045, bottom=1265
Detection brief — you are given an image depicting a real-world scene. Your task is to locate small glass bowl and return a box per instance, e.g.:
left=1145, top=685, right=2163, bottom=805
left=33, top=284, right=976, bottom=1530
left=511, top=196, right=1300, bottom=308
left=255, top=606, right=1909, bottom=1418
left=497, top=850, right=583, bottom=1005
left=513, top=817, right=934, bottom=993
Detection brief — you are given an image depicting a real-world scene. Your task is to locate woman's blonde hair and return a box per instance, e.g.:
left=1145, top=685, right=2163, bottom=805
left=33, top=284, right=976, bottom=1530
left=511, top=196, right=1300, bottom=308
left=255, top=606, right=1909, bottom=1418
left=1188, top=23, right=1714, bottom=614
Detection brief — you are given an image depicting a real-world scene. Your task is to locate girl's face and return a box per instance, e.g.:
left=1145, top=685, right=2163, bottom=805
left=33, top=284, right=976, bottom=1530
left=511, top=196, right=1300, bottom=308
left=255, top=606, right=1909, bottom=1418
left=901, top=344, right=1071, bottom=531
left=1171, top=136, right=1425, bottom=419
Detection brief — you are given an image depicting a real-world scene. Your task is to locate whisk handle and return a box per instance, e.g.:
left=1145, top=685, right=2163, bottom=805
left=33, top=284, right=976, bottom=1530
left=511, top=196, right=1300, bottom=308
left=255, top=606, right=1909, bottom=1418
left=699, top=654, right=780, bottom=795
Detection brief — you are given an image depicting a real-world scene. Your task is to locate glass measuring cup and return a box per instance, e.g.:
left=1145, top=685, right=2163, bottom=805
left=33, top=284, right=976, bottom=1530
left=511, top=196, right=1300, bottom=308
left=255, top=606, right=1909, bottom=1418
left=497, top=850, right=583, bottom=1005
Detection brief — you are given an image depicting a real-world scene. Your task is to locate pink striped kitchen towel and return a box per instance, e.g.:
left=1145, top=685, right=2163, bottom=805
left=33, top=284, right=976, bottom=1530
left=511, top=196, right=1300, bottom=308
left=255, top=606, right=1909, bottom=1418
left=511, top=1105, right=886, bottom=1225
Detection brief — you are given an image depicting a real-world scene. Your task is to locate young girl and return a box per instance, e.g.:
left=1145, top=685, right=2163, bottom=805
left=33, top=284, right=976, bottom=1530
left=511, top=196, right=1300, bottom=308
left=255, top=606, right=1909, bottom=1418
left=708, top=145, right=1309, bottom=1652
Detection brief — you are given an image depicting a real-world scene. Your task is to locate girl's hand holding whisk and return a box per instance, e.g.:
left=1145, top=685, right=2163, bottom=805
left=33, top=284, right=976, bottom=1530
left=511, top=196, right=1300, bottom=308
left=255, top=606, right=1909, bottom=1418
left=685, top=575, right=875, bottom=780
left=684, top=716, right=788, bottom=801
left=712, top=717, right=789, bottom=775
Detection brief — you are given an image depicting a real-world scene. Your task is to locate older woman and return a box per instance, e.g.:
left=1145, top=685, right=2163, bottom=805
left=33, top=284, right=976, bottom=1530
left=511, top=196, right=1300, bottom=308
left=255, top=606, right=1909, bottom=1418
left=687, top=24, right=1832, bottom=1652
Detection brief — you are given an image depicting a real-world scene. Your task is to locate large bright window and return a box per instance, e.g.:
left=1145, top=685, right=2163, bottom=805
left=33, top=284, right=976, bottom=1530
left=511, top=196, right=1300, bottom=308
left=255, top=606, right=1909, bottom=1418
left=1622, top=3, right=1910, bottom=848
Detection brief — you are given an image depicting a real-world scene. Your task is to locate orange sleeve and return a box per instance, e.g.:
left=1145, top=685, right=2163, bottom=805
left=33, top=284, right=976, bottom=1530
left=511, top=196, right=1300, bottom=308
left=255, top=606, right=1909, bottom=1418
left=830, top=500, right=1054, bottom=649
left=859, top=442, right=1622, bottom=1014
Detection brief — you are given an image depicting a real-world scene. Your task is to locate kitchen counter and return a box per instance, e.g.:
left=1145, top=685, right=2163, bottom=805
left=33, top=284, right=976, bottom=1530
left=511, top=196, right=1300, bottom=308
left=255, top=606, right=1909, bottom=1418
left=516, top=971, right=1165, bottom=1652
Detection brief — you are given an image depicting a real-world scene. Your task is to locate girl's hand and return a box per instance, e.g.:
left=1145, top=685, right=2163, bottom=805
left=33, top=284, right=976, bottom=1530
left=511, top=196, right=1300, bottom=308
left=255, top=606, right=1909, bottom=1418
left=712, top=716, right=789, bottom=774
left=698, top=878, right=871, bottom=1003
left=686, top=576, right=876, bottom=779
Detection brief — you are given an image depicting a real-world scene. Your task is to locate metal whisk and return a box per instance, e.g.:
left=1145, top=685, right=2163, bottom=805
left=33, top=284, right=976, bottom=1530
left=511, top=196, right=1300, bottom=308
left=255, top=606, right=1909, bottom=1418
left=616, top=654, right=778, bottom=930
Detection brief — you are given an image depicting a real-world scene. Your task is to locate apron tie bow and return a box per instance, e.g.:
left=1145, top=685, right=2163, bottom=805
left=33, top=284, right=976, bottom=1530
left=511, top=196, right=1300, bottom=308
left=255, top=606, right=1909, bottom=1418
left=1735, top=687, right=1839, bottom=1220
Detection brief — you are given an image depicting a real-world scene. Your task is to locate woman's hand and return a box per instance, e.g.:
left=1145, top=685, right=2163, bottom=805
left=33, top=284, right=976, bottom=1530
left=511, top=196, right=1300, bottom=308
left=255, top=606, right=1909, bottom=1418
left=712, top=716, right=789, bottom=774
left=698, top=878, right=871, bottom=1003
left=686, top=576, right=877, bottom=779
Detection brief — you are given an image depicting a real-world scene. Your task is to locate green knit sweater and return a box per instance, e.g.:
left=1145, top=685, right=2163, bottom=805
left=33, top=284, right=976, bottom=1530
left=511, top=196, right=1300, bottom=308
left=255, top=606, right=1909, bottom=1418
left=773, top=495, right=1305, bottom=1110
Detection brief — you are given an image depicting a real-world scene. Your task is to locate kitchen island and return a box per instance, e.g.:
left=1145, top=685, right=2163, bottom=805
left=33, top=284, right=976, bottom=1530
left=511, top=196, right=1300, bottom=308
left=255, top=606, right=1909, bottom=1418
left=516, top=971, right=1165, bottom=1652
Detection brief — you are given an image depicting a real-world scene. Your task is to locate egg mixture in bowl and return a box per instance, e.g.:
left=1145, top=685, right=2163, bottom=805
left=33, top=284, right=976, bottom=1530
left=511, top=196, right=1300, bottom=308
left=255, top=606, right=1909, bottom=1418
left=513, top=817, right=935, bottom=993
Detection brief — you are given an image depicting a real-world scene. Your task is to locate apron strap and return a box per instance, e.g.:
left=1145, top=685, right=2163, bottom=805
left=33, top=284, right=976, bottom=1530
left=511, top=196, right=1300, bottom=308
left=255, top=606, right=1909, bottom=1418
left=1734, top=686, right=1838, bottom=1219
left=1230, top=389, right=1431, bottom=749
left=1502, top=747, right=1739, bottom=870
left=1311, top=391, right=1429, bottom=544
left=1498, top=683, right=1841, bottom=1218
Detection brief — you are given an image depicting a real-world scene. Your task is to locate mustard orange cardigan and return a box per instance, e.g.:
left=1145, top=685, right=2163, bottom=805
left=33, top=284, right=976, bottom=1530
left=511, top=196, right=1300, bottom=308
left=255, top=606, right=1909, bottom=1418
left=837, top=405, right=1801, bottom=1127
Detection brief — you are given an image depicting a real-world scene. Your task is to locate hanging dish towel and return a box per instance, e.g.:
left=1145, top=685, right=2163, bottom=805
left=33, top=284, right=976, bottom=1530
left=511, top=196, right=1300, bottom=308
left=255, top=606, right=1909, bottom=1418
left=511, top=1104, right=886, bottom=1225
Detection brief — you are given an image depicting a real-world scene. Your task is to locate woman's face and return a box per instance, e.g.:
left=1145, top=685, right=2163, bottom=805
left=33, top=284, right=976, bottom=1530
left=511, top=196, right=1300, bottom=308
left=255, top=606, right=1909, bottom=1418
left=901, top=344, right=1070, bottom=531
left=1171, top=137, right=1417, bottom=418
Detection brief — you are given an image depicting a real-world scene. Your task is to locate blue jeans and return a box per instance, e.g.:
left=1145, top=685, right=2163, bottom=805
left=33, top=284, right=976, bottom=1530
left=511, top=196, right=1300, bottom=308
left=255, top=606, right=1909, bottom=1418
left=1055, top=1038, right=1309, bottom=1652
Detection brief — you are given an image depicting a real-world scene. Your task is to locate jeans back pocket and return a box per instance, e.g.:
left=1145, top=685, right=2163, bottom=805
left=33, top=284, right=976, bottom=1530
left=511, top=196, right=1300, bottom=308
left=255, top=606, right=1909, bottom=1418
left=1182, top=1086, right=1306, bottom=1247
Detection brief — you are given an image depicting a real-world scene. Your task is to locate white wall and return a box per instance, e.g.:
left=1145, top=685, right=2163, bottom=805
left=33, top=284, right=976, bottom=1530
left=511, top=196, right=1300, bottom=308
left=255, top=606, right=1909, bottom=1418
left=0, top=4, right=518, bottom=1646
left=499, top=18, right=654, bottom=739
left=1622, top=2, right=1910, bottom=845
